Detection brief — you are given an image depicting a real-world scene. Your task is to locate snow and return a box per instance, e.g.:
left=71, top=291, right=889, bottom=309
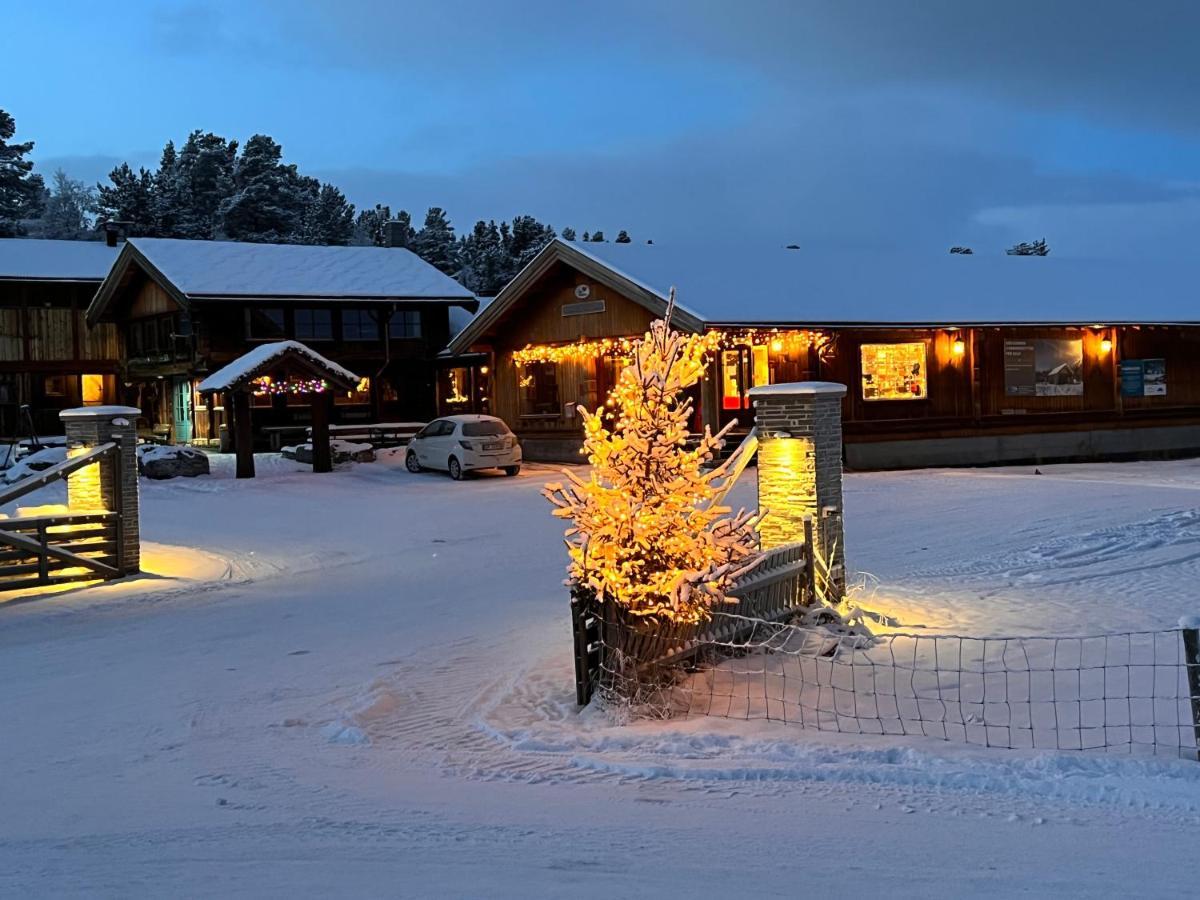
left=748, top=381, right=847, bottom=397
left=1, top=445, right=67, bottom=483
left=3, top=455, right=1200, bottom=894
left=568, top=239, right=1200, bottom=325
left=0, top=238, right=119, bottom=280
left=197, top=340, right=361, bottom=392
left=59, top=405, right=141, bottom=419
left=136, top=443, right=206, bottom=463
left=128, top=237, right=477, bottom=301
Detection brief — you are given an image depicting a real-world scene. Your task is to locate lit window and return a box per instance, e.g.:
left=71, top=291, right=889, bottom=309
left=444, top=368, right=469, bottom=405
left=721, top=350, right=743, bottom=410
left=342, top=309, right=379, bottom=341
left=861, top=342, right=927, bottom=401
left=246, top=308, right=285, bottom=340
left=335, top=377, right=371, bottom=406
left=520, top=362, right=559, bottom=415
left=752, top=345, right=769, bottom=390
left=294, top=308, right=333, bottom=341
left=391, top=310, right=422, bottom=338
left=81, top=374, right=105, bottom=405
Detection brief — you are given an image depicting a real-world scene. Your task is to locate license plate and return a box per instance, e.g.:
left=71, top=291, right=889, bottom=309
left=484, top=442, right=503, bottom=451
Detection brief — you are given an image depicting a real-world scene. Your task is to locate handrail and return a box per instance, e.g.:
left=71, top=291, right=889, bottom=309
left=0, top=442, right=118, bottom=509
left=708, top=426, right=758, bottom=510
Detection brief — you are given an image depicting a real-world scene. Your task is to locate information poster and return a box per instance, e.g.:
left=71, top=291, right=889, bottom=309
left=1004, top=339, right=1083, bottom=397
left=860, top=342, right=926, bottom=401
left=1120, top=358, right=1166, bottom=397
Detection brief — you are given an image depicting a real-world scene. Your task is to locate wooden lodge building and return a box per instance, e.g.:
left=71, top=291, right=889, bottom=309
left=83, top=236, right=477, bottom=445
left=445, top=239, right=1200, bottom=469
left=0, top=239, right=123, bottom=437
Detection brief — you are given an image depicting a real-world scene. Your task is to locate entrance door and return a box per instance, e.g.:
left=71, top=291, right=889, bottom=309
left=718, top=345, right=770, bottom=430
left=172, top=377, right=193, bottom=444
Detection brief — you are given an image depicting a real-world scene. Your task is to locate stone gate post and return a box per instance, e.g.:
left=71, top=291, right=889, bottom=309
left=60, top=406, right=141, bottom=575
left=748, top=383, right=847, bottom=598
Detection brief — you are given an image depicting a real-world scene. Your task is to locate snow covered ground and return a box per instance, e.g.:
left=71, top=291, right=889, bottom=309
left=3, top=452, right=1200, bottom=896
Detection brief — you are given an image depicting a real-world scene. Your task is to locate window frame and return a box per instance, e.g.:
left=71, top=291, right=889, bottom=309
left=245, top=307, right=287, bottom=342
left=520, top=361, right=560, bottom=417
left=859, top=341, right=929, bottom=402
left=293, top=307, right=333, bottom=342
left=390, top=309, right=422, bottom=339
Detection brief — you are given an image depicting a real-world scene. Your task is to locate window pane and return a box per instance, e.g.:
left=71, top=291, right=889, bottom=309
left=462, top=421, right=509, bottom=437
left=721, top=350, right=742, bottom=410
left=391, top=309, right=422, bottom=338
left=343, top=309, right=379, bottom=341
left=248, top=308, right=285, bottom=339
left=861, top=342, right=927, bottom=401
left=81, top=374, right=105, bottom=405
left=335, top=377, right=371, bottom=405
left=520, top=362, right=559, bottom=415
left=295, top=308, right=332, bottom=340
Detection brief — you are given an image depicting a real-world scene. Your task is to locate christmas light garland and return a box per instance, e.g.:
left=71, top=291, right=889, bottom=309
left=512, top=329, right=833, bottom=367
left=252, top=376, right=329, bottom=395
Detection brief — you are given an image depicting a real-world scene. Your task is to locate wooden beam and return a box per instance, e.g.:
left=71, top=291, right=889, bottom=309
left=232, top=390, right=255, bottom=479
left=0, top=442, right=116, bottom=508
left=0, top=528, right=119, bottom=578
left=310, top=391, right=332, bottom=473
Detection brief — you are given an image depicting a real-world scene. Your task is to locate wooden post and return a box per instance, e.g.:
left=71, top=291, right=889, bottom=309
left=1180, top=620, right=1200, bottom=758
left=803, top=515, right=817, bottom=604
left=310, top=390, right=332, bottom=473
left=232, top=390, right=255, bottom=479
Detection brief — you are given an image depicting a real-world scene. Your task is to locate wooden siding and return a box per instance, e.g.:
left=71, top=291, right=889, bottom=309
left=129, top=279, right=179, bottom=318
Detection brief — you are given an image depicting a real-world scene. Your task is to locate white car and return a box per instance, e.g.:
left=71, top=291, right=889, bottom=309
left=405, top=415, right=522, bottom=480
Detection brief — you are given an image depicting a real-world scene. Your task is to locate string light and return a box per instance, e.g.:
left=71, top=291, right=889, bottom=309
left=513, top=328, right=833, bottom=367
left=252, top=376, right=328, bottom=396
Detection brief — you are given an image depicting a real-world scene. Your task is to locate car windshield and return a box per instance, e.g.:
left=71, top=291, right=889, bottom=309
left=462, top=421, right=509, bottom=437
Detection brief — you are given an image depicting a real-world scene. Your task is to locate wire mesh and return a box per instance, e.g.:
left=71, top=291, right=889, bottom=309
left=594, top=613, right=1200, bottom=759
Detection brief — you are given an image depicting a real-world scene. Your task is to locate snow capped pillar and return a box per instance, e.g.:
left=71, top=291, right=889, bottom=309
left=60, top=406, right=141, bottom=574
left=749, top=382, right=847, bottom=598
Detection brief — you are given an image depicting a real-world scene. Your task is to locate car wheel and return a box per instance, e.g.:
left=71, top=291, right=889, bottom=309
left=504, top=465, right=521, bottom=477
left=448, top=456, right=463, bottom=480
left=406, top=451, right=422, bottom=473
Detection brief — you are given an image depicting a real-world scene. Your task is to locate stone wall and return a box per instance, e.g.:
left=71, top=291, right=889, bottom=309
left=749, top=383, right=847, bottom=597
left=61, top=406, right=141, bottom=574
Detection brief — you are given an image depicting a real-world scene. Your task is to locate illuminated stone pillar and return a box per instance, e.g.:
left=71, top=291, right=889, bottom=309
left=61, top=405, right=141, bottom=574
left=749, top=382, right=847, bottom=598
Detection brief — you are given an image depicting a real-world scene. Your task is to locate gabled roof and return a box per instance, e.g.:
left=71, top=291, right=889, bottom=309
left=197, top=341, right=360, bottom=394
left=539, top=241, right=1200, bottom=327
left=88, top=237, right=477, bottom=324
left=446, top=239, right=704, bottom=355
left=0, top=238, right=121, bottom=282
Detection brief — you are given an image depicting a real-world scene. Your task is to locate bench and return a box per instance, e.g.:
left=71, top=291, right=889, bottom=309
left=305, top=422, right=426, bottom=449
left=261, top=425, right=311, bottom=452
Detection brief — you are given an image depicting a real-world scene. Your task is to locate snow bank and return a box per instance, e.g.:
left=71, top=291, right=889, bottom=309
left=2, top=446, right=67, bottom=483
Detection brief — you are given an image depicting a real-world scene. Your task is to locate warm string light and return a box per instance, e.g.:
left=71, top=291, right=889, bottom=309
left=513, top=328, right=832, bottom=367
left=251, top=375, right=329, bottom=396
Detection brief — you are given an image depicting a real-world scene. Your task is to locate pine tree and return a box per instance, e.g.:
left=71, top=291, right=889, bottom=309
left=508, top=214, right=556, bottom=268
left=561, top=226, right=576, bottom=241
left=589, top=230, right=605, bottom=242
left=413, top=207, right=458, bottom=275
left=38, top=169, right=97, bottom=239
left=219, top=134, right=310, bottom=242
left=355, top=204, right=391, bottom=245
left=0, top=109, right=46, bottom=237
left=152, top=141, right=184, bottom=237
left=457, top=219, right=509, bottom=295
left=582, top=231, right=590, bottom=241
left=1006, top=238, right=1049, bottom=256
left=615, top=230, right=631, bottom=243
left=96, top=163, right=155, bottom=235
left=298, top=182, right=355, bottom=245
left=544, top=294, right=760, bottom=624
left=175, top=131, right=237, bottom=239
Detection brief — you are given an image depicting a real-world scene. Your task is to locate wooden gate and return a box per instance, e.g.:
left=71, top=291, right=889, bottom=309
left=0, top=442, right=128, bottom=592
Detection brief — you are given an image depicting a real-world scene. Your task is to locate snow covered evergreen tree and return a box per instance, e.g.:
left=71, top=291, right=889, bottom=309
left=589, top=230, right=605, bottom=241
left=544, top=293, right=760, bottom=624
left=96, top=163, right=156, bottom=235
left=457, top=219, right=509, bottom=295
left=508, top=214, right=555, bottom=268
left=355, top=204, right=391, bottom=245
left=175, top=131, right=237, bottom=239
left=615, top=230, right=631, bottom=243
left=0, top=109, right=45, bottom=237
left=151, top=141, right=185, bottom=237
left=582, top=231, right=590, bottom=241
left=298, top=183, right=355, bottom=245
left=1006, top=238, right=1049, bottom=256
left=561, top=226, right=576, bottom=241
left=413, top=207, right=458, bottom=275
left=37, top=169, right=97, bottom=239
left=219, top=134, right=311, bottom=243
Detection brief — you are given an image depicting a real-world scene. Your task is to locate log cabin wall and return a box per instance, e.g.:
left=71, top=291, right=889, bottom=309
left=0, top=279, right=121, bottom=436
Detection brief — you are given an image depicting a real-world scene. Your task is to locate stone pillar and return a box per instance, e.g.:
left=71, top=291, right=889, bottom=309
left=60, top=406, right=141, bottom=575
left=748, top=382, right=847, bottom=598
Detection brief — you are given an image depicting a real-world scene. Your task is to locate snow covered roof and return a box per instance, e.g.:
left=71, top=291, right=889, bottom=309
left=197, top=341, right=360, bottom=393
left=564, top=240, right=1200, bottom=326
left=128, top=238, right=475, bottom=301
left=0, top=238, right=121, bottom=281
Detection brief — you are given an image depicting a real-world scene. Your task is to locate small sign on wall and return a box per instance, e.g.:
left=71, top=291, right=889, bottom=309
left=562, top=299, right=606, bottom=317
left=1120, top=358, right=1166, bottom=397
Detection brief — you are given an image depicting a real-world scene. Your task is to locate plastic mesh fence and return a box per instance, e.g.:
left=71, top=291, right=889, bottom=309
left=596, top=614, right=1200, bottom=759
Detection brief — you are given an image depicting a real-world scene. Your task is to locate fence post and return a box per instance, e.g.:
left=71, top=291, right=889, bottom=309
left=1180, top=617, right=1200, bottom=758
left=571, top=591, right=595, bottom=707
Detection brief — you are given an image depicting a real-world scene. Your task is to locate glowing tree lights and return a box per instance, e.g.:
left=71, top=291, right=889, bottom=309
left=544, top=291, right=762, bottom=624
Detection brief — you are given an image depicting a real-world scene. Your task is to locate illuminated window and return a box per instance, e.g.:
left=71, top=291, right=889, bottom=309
left=520, top=362, right=559, bottom=415
left=752, top=345, right=769, bottom=390
left=721, top=350, right=743, bottom=410
left=443, top=368, right=469, bottom=406
left=335, top=377, right=371, bottom=406
left=861, top=342, right=927, bottom=401
left=81, top=374, right=105, bottom=405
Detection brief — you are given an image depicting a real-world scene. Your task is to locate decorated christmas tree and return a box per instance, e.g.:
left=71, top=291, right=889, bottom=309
left=544, top=292, right=761, bottom=625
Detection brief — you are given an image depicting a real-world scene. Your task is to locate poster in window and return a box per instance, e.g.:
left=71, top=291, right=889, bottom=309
left=1004, top=339, right=1083, bottom=397
left=860, top=342, right=926, bottom=401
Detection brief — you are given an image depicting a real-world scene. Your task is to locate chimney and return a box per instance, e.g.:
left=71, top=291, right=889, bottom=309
left=103, top=220, right=131, bottom=248
left=383, top=220, right=408, bottom=249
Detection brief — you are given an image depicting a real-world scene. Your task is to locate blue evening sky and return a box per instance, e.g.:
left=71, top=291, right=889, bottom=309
left=5, top=0, right=1200, bottom=256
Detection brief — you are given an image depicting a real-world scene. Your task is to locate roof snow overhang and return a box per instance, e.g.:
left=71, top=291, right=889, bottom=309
left=445, top=238, right=705, bottom=355
left=196, top=340, right=360, bottom=394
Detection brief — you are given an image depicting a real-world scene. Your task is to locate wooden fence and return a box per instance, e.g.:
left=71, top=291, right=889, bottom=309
left=572, top=537, right=815, bottom=706
left=0, top=441, right=129, bottom=593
